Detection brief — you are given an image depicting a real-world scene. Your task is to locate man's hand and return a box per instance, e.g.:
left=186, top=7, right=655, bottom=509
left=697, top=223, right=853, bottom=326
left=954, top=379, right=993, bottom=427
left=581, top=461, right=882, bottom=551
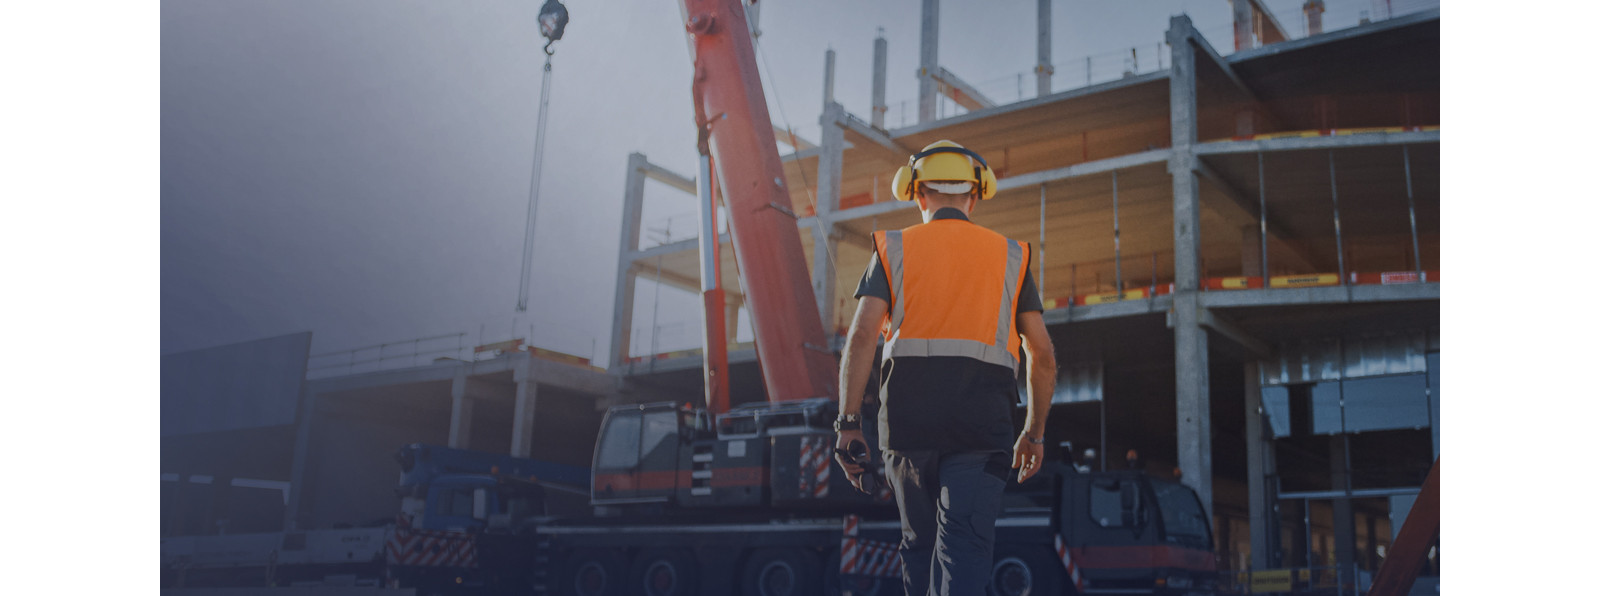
left=834, top=429, right=870, bottom=491
left=1013, top=434, right=1045, bottom=483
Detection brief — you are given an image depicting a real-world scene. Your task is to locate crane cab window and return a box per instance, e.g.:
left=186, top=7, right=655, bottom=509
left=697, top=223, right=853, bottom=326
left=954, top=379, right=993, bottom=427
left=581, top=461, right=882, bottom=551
left=434, top=487, right=475, bottom=518
left=1088, top=478, right=1141, bottom=528
left=597, top=411, right=642, bottom=469
left=640, top=410, right=678, bottom=462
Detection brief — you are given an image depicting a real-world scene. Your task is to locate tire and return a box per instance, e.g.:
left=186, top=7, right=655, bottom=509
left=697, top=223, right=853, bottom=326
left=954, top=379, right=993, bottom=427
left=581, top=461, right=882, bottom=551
left=739, top=548, right=820, bottom=596
left=986, top=547, right=1066, bottom=596
left=561, top=549, right=628, bottom=596
left=823, top=549, right=900, bottom=596
left=629, top=548, right=698, bottom=596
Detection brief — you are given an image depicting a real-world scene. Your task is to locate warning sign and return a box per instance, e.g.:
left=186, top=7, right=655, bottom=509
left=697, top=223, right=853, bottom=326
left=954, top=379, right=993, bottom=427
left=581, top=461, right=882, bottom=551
left=1249, top=569, right=1293, bottom=593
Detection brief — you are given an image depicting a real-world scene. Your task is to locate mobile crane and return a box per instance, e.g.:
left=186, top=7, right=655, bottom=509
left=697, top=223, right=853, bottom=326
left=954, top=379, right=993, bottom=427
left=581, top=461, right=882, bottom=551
left=529, top=1, right=1221, bottom=595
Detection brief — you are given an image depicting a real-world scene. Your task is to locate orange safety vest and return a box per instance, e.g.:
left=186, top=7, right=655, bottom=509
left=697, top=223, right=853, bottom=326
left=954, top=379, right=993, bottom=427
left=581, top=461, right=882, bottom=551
left=873, top=219, right=1030, bottom=370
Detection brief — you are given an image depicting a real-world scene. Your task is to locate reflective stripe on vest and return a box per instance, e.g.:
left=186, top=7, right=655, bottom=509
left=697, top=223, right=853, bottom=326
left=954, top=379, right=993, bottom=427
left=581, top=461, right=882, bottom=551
left=875, top=224, right=1028, bottom=370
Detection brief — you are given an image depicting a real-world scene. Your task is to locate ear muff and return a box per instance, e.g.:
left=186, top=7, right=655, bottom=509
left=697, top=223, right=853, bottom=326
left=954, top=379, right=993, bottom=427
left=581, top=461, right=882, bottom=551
left=978, top=165, right=997, bottom=200
left=891, top=165, right=917, bottom=201
left=895, top=145, right=998, bottom=201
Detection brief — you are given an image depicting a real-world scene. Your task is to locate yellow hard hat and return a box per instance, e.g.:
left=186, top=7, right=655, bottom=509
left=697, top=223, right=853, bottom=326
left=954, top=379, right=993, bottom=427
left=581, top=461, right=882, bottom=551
left=890, top=140, right=998, bottom=201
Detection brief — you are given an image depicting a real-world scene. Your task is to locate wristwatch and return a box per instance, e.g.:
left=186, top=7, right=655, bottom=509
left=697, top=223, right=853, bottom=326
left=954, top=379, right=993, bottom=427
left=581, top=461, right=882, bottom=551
left=833, top=413, right=862, bottom=432
left=1024, top=435, right=1045, bottom=445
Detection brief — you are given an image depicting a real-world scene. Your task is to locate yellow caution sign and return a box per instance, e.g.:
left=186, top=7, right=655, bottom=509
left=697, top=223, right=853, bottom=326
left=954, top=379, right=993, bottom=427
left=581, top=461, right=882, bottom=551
left=1269, top=273, right=1340, bottom=288
left=1249, top=569, right=1293, bottom=593
left=1082, top=288, right=1147, bottom=305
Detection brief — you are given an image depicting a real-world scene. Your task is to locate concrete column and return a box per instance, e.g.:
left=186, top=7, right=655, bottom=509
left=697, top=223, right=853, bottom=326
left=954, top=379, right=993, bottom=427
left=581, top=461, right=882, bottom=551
left=823, top=48, right=836, bottom=106
left=918, top=0, right=939, bottom=123
left=1244, top=362, right=1278, bottom=569
left=1231, top=0, right=1256, bottom=51
left=872, top=31, right=888, bottom=129
left=1331, top=435, right=1358, bottom=591
left=611, top=153, right=647, bottom=369
left=812, top=101, right=845, bottom=335
left=1036, top=0, right=1053, bottom=97
left=449, top=367, right=476, bottom=449
left=511, top=354, right=539, bottom=458
left=1168, top=15, right=1214, bottom=520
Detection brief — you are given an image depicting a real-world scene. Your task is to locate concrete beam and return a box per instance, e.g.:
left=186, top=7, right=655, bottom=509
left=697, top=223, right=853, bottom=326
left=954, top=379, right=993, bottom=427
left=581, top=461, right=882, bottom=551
left=1192, top=156, right=1319, bottom=270
left=1192, top=11, right=1262, bottom=103
left=998, top=148, right=1171, bottom=192
left=931, top=66, right=997, bottom=112
left=834, top=108, right=915, bottom=165
left=1198, top=308, right=1273, bottom=359
left=1228, top=7, right=1438, bottom=62
left=889, top=70, right=1166, bottom=137
left=1194, top=129, right=1440, bottom=156
left=628, top=234, right=731, bottom=264
left=641, top=161, right=697, bottom=195
left=1201, top=281, right=1438, bottom=308
left=774, top=125, right=816, bottom=151
left=1040, top=295, right=1174, bottom=326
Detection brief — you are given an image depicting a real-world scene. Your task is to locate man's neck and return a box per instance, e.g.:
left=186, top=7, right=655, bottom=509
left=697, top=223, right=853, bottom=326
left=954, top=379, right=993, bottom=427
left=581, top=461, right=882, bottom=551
left=922, top=206, right=971, bottom=223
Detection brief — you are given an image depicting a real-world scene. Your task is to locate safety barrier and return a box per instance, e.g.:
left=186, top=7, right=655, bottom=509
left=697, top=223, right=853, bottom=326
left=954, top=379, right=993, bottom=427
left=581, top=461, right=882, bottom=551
left=1217, top=565, right=1375, bottom=595
left=1043, top=270, right=1438, bottom=309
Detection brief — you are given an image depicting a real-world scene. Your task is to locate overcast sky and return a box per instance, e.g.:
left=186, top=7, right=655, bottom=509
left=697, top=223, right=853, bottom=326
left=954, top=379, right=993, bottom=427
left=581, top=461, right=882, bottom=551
left=160, top=0, right=1399, bottom=365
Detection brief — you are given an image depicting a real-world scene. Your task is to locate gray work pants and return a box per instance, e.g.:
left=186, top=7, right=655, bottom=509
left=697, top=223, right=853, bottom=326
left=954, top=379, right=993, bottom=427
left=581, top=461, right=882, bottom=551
left=884, top=449, right=1009, bottom=596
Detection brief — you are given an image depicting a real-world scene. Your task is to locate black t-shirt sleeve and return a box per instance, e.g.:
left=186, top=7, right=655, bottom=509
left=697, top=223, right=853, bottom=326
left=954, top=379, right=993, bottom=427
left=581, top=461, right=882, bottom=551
left=854, top=252, right=891, bottom=302
left=1017, top=268, right=1043, bottom=313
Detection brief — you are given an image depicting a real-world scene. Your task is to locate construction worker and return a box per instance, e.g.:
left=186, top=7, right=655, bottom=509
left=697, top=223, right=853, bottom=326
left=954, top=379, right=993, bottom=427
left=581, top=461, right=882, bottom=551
left=834, top=140, right=1057, bottom=595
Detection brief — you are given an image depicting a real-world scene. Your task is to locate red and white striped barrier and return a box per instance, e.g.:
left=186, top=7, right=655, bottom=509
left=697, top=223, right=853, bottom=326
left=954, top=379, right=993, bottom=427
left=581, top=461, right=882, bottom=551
left=1054, top=534, right=1084, bottom=593
left=799, top=436, right=831, bottom=499
left=386, top=520, right=477, bottom=568
left=841, top=515, right=903, bottom=579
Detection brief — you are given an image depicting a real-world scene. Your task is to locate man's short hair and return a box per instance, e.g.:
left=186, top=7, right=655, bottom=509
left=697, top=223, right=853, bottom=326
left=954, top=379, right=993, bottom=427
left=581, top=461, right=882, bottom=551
left=917, top=182, right=976, bottom=201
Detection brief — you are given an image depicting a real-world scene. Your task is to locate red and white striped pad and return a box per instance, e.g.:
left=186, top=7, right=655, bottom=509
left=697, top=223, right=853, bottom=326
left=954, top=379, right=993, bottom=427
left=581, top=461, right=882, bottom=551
left=1054, top=533, right=1084, bottom=592
left=840, top=515, right=903, bottom=579
left=799, top=436, right=831, bottom=498
left=386, top=526, right=478, bottom=569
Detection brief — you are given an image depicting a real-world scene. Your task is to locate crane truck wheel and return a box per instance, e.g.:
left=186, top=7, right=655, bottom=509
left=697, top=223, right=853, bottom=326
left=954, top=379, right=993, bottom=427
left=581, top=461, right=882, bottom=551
left=628, top=548, right=697, bottom=596
left=986, top=548, right=1066, bottom=596
left=561, top=549, right=627, bottom=596
left=739, top=548, right=820, bottom=596
left=823, top=549, right=897, bottom=596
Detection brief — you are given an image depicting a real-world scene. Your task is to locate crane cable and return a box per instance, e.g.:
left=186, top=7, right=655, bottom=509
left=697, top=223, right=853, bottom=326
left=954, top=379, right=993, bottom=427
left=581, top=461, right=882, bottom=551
left=752, top=32, right=840, bottom=282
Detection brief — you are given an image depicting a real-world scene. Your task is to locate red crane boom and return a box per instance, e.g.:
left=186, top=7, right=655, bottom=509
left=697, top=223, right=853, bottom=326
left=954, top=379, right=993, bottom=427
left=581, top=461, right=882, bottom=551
left=679, top=0, right=838, bottom=410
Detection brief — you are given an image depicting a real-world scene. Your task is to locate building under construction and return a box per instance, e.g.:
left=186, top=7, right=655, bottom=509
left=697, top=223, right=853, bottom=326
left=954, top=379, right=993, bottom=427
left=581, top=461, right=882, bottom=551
left=609, top=1, right=1439, bottom=583
left=161, top=1, right=1440, bottom=592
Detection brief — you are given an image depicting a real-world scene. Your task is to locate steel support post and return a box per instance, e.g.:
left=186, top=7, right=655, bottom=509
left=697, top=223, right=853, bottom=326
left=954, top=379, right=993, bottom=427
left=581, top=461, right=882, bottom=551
left=1330, top=151, right=1347, bottom=284
left=511, top=354, right=539, bottom=458
left=1259, top=152, right=1270, bottom=278
left=1036, top=0, right=1052, bottom=97
left=1167, top=16, right=1214, bottom=519
left=610, top=154, right=648, bottom=369
left=448, top=367, right=476, bottom=449
left=814, top=101, right=846, bottom=335
left=1403, top=145, right=1423, bottom=280
left=918, top=0, right=939, bottom=123
left=872, top=31, right=888, bottom=128
left=1113, top=170, right=1123, bottom=296
left=1332, top=434, right=1358, bottom=595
